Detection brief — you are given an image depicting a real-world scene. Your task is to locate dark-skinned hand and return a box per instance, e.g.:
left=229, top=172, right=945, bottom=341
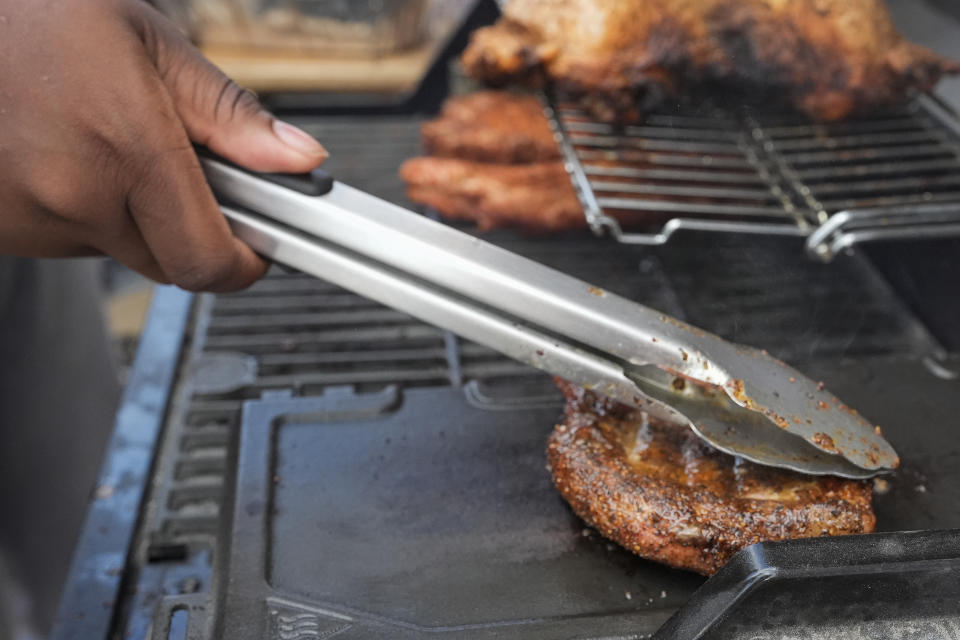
left=0, top=0, right=329, bottom=291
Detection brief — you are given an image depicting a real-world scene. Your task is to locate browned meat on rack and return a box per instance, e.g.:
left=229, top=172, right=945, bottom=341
left=399, top=91, right=583, bottom=232
left=421, top=91, right=562, bottom=164
left=400, top=157, right=585, bottom=231
left=547, top=379, right=876, bottom=575
left=463, top=0, right=960, bottom=122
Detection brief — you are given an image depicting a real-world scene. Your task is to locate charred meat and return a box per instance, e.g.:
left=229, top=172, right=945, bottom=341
left=463, top=0, right=959, bottom=122
left=547, top=379, right=876, bottom=575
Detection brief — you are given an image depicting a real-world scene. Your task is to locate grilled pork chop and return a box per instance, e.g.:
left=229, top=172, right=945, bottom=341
left=547, top=379, right=876, bottom=575
left=463, top=0, right=959, bottom=122
left=421, top=91, right=562, bottom=164
left=400, top=157, right=584, bottom=231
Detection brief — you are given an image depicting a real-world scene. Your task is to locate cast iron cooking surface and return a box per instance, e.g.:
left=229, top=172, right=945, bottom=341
left=217, top=350, right=960, bottom=640
left=219, top=386, right=702, bottom=639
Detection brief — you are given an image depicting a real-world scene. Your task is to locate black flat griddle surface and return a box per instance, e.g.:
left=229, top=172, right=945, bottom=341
left=219, top=351, right=960, bottom=639
left=221, top=387, right=702, bottom=639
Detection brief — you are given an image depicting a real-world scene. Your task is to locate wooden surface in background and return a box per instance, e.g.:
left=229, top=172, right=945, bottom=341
left=202, top=40, right=440, bottom=93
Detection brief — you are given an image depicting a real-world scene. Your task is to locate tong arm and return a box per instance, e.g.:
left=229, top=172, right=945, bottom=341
left=202, top=155, right=898, bottom=473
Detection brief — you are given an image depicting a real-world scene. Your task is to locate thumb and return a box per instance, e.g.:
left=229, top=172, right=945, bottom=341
left=131, top=2, right=327, bottom=173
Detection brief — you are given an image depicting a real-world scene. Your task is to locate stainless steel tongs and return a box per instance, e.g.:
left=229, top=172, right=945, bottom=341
left=201, top=153, right=899, bottom=479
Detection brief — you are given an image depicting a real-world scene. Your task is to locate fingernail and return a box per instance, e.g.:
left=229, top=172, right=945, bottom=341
left=272, top=119, right=328, bottom=159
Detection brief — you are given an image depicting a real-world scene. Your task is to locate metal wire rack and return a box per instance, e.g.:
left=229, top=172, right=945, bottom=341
left=547, top=93, right=960, bottom=261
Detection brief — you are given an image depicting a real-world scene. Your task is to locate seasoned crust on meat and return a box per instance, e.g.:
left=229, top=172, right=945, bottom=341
left=400, top=157, right=585, bottom=231
left=421, top=91, right=562, bottom=164
left=547, top=379, right=876, bottom=575
left=463, top=0, right=960, bottom=122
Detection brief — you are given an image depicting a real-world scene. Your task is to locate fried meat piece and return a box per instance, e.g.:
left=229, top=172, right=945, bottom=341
left=547, top=379, right=876, bottom=575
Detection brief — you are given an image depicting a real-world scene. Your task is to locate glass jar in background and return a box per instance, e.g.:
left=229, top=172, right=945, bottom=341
left=165, top=0, right=430, bottom=57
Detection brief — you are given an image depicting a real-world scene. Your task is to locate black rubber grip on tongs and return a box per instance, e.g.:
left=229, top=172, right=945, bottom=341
left=193, top=145, right=335, bottom=196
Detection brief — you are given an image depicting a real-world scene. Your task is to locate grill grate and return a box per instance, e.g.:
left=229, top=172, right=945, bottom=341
left=549, top=94, right=960, bottom=260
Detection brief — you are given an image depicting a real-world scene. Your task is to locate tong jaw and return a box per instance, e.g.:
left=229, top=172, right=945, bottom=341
left=624, top=315, right=899, bottom=474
